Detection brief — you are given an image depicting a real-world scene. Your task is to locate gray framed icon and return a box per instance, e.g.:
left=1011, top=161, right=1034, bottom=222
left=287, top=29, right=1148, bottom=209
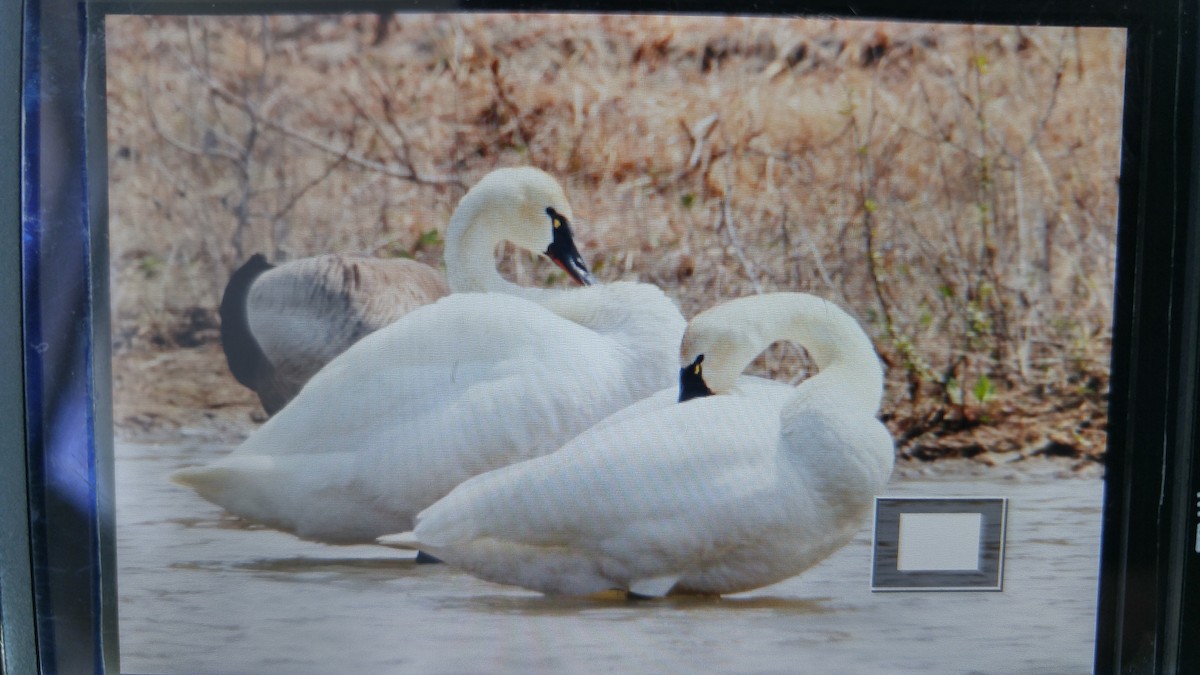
left=871, top=497, right=1008, bottom=592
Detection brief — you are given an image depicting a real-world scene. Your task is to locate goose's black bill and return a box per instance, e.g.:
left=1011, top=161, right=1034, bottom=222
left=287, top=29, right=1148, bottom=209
left=679, top=354, right=714, bottom=402
left=544, top=207, right=596, bottom=286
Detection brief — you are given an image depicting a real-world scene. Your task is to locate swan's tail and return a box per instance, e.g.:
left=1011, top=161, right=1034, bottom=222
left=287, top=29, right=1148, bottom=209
left=169, top=458, right=274, bottom=508
left=170, top=465, right=213, bottom=490
left=169, top=464, right=246, bottom=502
left=409, top=500, right=484, bottom=548
left=376, top=531, right=421, bottom=549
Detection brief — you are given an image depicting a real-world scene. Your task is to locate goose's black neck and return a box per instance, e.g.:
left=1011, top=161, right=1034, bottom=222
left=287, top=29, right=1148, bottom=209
left=219, top=254, right=275, bottom=393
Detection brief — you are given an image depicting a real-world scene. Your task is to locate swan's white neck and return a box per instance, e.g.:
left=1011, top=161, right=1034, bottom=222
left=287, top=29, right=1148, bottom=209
left=444, top=189, right=521, bottom=296
left=687, top=293, right=883, bottom=413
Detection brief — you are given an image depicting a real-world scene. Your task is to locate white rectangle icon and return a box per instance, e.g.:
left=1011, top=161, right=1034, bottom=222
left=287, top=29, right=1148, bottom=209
left=896, top=512, right=983, bottom=571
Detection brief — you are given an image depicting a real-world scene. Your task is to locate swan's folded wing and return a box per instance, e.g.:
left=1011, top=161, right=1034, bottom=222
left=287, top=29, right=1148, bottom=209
left=413, top=395, right=787, bottom=560
left=194, top=291, right=657, bottom=537
left=234, top=292, right=626, bottom=457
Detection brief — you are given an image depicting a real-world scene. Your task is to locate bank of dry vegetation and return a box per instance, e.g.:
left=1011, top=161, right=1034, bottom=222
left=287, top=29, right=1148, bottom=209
left=106, top=14, right=1123, bottom=471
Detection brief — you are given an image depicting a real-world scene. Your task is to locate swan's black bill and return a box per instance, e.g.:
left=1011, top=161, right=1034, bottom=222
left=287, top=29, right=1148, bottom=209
left=544, top=207, right=597, bottom=286
left=679, top=354, right=714, bottom=402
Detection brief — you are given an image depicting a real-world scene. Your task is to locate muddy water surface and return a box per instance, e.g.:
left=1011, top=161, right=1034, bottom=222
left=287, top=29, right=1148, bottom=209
left=117, top=439, right=1102, bottom=674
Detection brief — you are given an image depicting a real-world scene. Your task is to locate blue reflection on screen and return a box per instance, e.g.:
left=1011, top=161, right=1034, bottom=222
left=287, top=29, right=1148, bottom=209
left=20, top=0, right=108, bottom=671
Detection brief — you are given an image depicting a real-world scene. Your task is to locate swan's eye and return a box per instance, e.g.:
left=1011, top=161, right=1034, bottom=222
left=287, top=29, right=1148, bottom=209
left=546, top=207, right=564, bottom=228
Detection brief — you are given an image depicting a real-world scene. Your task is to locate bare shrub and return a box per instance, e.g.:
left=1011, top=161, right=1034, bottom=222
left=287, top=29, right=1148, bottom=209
left=107, top=15, right=1123, bottom=459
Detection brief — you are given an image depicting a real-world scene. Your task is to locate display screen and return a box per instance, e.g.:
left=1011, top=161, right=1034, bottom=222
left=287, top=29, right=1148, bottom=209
left=105, top=14, right=1123, bottom=672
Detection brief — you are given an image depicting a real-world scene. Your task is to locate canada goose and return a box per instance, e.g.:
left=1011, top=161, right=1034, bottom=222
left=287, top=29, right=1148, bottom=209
left=220, top=253, right=449, bottom=415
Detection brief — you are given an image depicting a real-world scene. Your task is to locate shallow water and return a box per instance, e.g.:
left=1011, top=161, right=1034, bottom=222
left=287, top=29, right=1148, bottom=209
left=117, top=438, right=1103, bottom=674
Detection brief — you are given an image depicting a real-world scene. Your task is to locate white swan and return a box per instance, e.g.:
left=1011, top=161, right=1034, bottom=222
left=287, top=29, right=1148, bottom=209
left=381, top=292, right=894, bottom=597
left=172, top=167, right=686, bottom=544
left=220, top=253, right=450, bottom=415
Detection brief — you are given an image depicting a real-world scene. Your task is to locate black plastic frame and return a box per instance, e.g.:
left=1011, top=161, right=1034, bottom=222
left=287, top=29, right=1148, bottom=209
left=0, top=0, right=32, bottom=673
left=3, top=1, right=1200, bottom=673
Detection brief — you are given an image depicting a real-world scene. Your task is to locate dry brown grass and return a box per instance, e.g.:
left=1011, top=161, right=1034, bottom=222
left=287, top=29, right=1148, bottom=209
left=106, top=14, right=1124, bottom=465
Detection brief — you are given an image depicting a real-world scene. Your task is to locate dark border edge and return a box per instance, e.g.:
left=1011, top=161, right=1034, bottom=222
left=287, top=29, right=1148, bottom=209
left=1096, top=1, right=1200, bottom=672
left=1170, top=1, right=1200, bottom=671
left=85, top=0, right=1143, bottom=26
left=85, top=8, right=120, bottom=672
left=0, top=0, right=35, bottom=672
left=24, top=2, right=1196, bottom=674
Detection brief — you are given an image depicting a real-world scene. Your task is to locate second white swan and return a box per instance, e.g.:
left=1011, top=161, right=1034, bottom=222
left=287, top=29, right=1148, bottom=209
left=383, top=292, right=894, bottom=596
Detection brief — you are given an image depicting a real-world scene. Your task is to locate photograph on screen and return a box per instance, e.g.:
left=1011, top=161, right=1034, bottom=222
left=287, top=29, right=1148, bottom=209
left=104, top=13, right=1122, bottom=672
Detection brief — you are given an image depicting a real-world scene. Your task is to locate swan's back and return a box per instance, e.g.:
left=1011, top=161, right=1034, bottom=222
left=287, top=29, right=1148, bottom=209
left=534, top=280, right=687, bottom=396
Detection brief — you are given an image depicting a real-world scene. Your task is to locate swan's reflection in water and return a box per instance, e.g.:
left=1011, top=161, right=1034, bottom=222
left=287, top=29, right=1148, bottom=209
left=174, top=555, right=835, bottom=615
left=439, top=590, right=835, bottom=616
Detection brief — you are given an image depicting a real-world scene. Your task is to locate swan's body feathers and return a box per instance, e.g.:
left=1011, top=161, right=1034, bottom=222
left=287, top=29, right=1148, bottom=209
left=406, top=293, right=895, bottom=596
left=176, top=289, right=683, bottom=543
left=411, top=392, right=856, bottom=595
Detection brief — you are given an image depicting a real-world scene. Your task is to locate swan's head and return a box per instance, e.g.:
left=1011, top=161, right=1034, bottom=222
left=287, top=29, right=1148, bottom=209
left=466, top=167, right=595, bottom=286
left=544, top=207, right=596, bottom=286
left=678, top=355, right=715, bottom=402
left=678, top=314, right=759, bottom=398
left=679, top=293, right=886, bottom=411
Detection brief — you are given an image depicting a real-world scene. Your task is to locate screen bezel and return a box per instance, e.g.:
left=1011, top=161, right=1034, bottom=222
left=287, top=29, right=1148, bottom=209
left=4, top=0, right=1199, bottom=672
left=0, top=0, right=31, bottom=672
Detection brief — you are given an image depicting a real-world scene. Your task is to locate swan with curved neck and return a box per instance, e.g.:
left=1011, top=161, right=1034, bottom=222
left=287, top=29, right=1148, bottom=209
left=681, top=291, right=883, bottom=413
left=443, top=167, right=594, bottom=294
left=384, top=292, right=894, bottom=597
left=173, top=168, right=686, bottom=544
left=218, top=167, right=593, bottom=416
